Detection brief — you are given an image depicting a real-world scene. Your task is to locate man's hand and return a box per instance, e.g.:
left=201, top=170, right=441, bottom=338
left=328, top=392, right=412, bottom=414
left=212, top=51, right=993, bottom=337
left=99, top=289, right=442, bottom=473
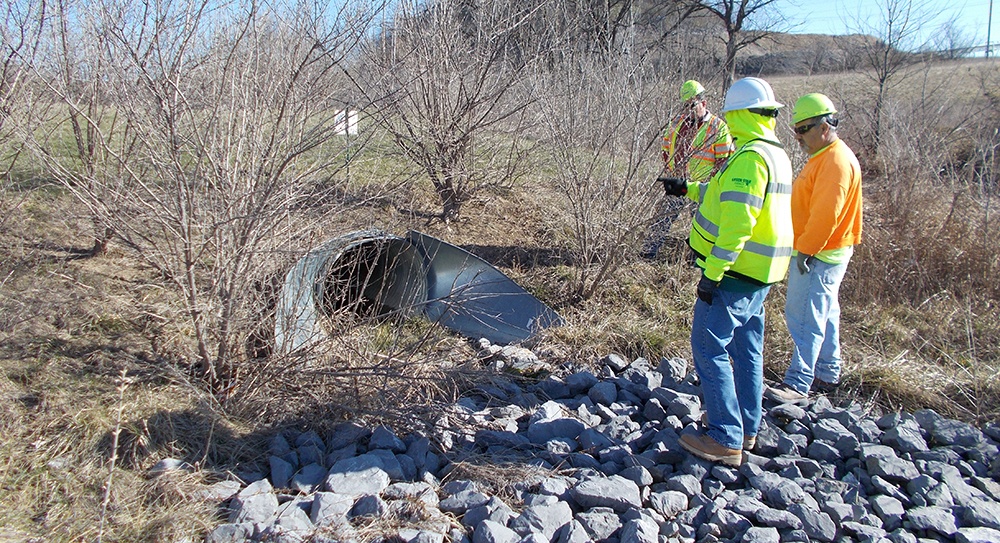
left=796, top=253, right=815, bottom=274
left=659, top=176, right=687, bottom=197
left=696, top=275, right=718, bottom=305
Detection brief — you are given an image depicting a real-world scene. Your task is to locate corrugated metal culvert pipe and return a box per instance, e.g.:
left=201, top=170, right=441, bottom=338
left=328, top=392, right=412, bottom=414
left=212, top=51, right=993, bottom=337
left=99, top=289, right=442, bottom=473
left=274, top=229, right=563, bottom=354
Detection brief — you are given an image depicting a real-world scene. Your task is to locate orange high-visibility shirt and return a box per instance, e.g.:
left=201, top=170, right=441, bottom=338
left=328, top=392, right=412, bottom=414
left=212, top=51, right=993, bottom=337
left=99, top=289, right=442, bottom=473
left=791, top=138, right=863, bottom=255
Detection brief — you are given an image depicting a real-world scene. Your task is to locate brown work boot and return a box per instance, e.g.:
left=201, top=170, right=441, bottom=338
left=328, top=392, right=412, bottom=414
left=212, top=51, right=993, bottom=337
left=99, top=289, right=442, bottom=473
left=764, top=383, right=809, bottom=406
left=700, top=412, right=756, bottom=450
left=679, top=433, right=742, bottom=467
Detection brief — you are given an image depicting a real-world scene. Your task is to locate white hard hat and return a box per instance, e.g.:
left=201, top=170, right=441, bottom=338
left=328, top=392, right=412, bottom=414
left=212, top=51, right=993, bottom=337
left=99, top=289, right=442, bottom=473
left=721, top=77, right=784, bottom=113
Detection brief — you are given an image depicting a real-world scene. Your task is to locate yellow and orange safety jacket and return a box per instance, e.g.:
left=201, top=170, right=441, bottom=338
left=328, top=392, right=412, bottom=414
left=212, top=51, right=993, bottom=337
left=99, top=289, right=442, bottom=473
left=663, top=112, right=734, bottom=183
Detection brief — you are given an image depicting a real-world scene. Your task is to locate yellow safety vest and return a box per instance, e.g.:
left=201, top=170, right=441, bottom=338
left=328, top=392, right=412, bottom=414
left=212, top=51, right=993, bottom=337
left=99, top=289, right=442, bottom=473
left=686, top=139, right=793, bottom=285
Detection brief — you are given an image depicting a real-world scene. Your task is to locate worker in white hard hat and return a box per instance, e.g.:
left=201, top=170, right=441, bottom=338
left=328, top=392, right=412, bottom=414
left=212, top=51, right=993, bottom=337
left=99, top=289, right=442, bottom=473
left=660, top=77, right=794, bottom=467
left=641, top=80, right=734, bottom=260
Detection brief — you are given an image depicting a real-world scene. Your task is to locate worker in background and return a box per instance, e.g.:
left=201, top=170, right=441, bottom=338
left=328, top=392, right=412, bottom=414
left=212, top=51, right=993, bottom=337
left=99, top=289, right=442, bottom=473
left=765, top=93, right=863, bottom=405
left=660, top=77, right=793, bottom=467
left=640, top=80, right=734, bottom=260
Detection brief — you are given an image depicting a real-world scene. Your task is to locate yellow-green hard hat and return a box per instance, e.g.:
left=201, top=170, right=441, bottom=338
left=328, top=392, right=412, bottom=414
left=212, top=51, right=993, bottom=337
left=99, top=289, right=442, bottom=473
left=681, top=80, right=705, bottom=102
left=792, top=93, right=837, bottom=124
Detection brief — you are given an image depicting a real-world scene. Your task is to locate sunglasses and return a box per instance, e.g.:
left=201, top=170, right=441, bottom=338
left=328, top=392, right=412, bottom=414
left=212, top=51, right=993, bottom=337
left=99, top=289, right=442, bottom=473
left=793, top=122, right=819, bottom=135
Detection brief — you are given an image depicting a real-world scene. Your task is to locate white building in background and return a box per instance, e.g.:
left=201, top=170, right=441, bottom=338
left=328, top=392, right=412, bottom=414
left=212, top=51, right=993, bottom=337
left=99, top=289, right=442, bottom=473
left=335, top=110, right=359, bottom=135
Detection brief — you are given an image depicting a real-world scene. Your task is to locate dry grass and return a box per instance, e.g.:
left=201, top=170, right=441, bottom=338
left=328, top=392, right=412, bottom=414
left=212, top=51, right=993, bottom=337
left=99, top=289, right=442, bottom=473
left=442, top=455, right=555, bottom=508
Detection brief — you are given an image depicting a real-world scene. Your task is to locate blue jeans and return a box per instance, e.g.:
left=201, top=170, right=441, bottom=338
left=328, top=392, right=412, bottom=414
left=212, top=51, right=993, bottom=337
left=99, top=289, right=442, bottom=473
left=782, top=258, right=848, bottom=394
left=691, top=283, right=770, bottom=450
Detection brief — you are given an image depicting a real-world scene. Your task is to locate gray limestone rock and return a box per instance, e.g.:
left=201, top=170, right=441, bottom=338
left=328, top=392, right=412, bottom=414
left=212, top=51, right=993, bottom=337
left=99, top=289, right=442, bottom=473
left=206, top=523, right=255, bottom=543
left=657, top=357, right=687, bottom=383
left=619, top=515, right=659, bottom=543
left=370, top=425, right=408, bottom=453
left=962, top=498, right=1000, bottom=530
left=290, top=463, right=326, bottom=494
left=568, top=475, right=642, bottom=513
left=273, top=500, right=314, bottom=534
left=565, top=371, right=599, bottom=395
left=440, top=489, right=492, bottom=515
left=649, top=490, right=688, bottom=519
left=228, top=479, right=278, bottom=524
left=956, top=526, right=1000, bottom=543
left=462, top=496, right=514, bottom=530
left=882, top=425, right=929, bottom=454
left=509, top=501, right=573, bottom=541
left=905, top=506, right=959, bottom=537
left=472, top=519, right=519, bottom=543
left=601, top=353, right=630, bottom=373
left=788, top=502, right=837, bottom=542
left=196, top=480, right=241, bottom=502
left=574, top=507, right=622, bottom=540
left=310, top=492, right=354, bottom=527
left=587, top=381, right=618, bottom=406
left=349, top=494, right=386, bottom=518
left=555, top=520, right=592, bottom=543
left=740, top=526, right=780, bottom=543
left=398, top=528, right=445, bottom=543
left=324, top=453, right=391, bottom=496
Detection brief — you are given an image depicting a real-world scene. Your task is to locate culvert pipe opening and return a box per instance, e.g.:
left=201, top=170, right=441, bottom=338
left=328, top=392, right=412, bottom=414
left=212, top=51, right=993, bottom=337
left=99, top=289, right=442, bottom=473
left=320, top=238, right=428, bottom=320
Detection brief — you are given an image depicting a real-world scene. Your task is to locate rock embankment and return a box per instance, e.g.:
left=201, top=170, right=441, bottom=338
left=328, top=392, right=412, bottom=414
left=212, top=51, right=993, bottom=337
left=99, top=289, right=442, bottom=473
left=187, top=351, right=1000, bottom=543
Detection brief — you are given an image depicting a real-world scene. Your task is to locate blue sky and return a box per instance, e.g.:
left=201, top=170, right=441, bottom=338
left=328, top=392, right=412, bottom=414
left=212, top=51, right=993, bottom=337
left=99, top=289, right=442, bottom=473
left=770, top=0, right=997, bottom=51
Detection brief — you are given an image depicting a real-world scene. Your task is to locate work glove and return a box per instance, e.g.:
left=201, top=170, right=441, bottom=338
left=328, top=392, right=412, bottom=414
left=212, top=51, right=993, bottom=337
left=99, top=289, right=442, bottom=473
left=696, top=274, right=719, bottom=305
left=796, top=253, right=815, bottom=275
left=659, top=176, right=687, bottom=197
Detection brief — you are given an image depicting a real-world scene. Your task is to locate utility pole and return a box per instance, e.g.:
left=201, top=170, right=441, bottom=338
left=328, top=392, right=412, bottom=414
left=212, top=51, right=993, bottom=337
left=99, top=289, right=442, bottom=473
left=989, top=0, right=994, bottom=58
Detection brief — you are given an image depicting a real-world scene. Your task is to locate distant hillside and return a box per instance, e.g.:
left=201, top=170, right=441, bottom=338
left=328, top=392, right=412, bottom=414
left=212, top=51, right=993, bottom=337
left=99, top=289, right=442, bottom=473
left=737, top=33, right=886, bottom=76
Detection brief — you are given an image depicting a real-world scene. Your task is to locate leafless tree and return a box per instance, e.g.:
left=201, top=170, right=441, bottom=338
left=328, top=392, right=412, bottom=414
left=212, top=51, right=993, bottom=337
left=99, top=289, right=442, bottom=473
left=689, top=0, right=789, bottom=92
left=1, top=0, right=46, bottom=183
left=46, top=0, right=120, bottom=254
left=355, top=0, right=545, bottom=223
left=21, top=0, right=382, bottom=388
left=927, top=16, right=979, bottom=59
left=532, top=46, right=664, bottom=301
left=845, top=0, right=941, bottom=159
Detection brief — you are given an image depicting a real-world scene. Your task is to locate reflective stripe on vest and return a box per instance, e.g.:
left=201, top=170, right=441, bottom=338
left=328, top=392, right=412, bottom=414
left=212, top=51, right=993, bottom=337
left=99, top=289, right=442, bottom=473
left=689, top=139, right=794, bottom=285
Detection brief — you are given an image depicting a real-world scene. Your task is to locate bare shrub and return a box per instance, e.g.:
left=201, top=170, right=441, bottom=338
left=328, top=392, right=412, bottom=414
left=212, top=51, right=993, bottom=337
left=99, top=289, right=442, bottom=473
left=356, top=0, right=543, bottom=223
left=830, top=61, right=1000, bottom=421
left=843, top=0, right=945, bottom=159
left=692, top=0, right=792, bottom=91
left=225, top=314, right=479, bottom=429
left=844, top=63, right=1000, bottom=307
left=0, top=0, right=45, bottom=174
left=0, top=0, right=45, bottom=238
left=531, top=47, right=663, bottom=302
left=19, top=0, right=386, bottom=388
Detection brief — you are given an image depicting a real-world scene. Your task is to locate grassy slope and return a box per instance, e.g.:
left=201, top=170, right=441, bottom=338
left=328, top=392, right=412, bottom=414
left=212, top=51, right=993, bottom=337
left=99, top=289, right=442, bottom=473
left=2, top=62, right=999, bottom=541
